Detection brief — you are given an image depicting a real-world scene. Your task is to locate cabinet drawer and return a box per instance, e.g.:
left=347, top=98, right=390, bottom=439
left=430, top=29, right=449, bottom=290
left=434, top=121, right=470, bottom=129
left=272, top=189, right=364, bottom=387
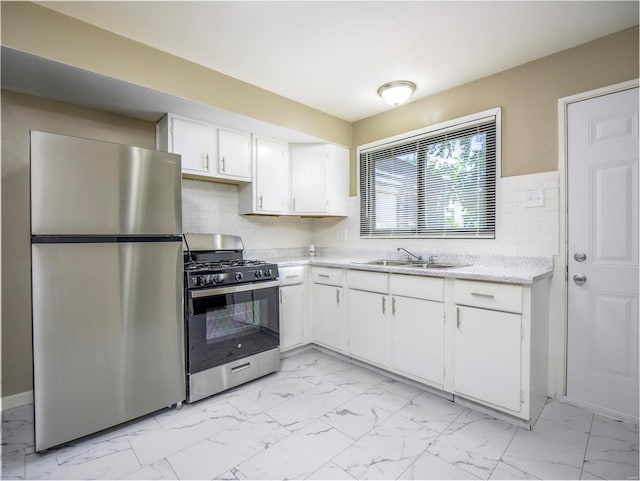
left=454, top=280, right=522, bottom=313
left=347, top=270, right=388, bottom=293
left=311, top=267, right=344, bottom=286
left=390, top=274, right=443, bottom=301
left=279, top=265, right=305, bottom=286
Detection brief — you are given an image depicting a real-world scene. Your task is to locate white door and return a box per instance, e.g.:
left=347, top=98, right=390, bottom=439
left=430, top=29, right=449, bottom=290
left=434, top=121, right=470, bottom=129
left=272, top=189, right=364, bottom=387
left=566, top=87, right=639, bottom=418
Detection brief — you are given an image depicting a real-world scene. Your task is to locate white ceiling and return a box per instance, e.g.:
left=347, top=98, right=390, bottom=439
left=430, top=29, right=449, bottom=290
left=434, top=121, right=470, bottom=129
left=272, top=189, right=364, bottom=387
left=37, top=1, right=639, bottom=122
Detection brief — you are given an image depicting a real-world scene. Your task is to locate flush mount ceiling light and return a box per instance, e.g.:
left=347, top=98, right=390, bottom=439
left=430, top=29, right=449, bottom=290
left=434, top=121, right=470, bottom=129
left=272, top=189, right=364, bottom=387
left=377, top=80, right=416, bottom=106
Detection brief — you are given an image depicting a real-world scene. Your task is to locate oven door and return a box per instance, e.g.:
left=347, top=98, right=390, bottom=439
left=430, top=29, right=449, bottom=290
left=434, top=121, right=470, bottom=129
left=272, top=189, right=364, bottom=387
left=186, top=280, right=279, bottom=374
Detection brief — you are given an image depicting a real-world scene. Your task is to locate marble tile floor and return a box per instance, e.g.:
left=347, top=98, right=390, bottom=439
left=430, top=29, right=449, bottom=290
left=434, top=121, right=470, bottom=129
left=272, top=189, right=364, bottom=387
left=2, top=348, right=638, bottom=480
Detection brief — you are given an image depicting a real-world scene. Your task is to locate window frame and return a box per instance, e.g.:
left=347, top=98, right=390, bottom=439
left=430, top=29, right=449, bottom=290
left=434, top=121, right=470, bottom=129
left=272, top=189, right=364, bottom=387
left=357, top=108, right=501, bottom=239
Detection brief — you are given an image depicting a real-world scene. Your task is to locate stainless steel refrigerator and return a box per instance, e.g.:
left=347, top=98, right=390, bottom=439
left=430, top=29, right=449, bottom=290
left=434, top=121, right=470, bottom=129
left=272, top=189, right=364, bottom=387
left=30, top=131, right=185, bottom=452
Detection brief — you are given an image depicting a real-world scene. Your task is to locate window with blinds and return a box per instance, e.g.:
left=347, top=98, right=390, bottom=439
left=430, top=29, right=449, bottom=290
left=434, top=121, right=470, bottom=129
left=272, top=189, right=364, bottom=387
left=360, top=114, right=497, bottom=239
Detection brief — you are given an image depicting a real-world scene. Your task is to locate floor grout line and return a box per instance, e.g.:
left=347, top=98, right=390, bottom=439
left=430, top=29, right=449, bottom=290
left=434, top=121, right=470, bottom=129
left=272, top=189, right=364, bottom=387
left=579, top=413, right=596, bottom=480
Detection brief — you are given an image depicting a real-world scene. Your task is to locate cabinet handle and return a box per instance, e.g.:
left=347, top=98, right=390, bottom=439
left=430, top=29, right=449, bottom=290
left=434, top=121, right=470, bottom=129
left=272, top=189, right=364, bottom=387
left=336, top=289, right=340, bottom=304
left=456, top=307, right=461, bottom=329
left=279, top=290, right=282, bottom=303
left=471, top=292, right=495, bottom=299
left=258, top=195, right=263, bottom=209
left=286, top=275, right=299, bottom=279
left=382, top=296, right=386, bottom=314
left=293, top=197, right=296, bottom=211
left=202, top=153, right=209, bottom=170
left=318, top=274, right=330, bottom=278
left=392, top=297, right=396, bottom=315
left=220, top=156, right=226, bottom=172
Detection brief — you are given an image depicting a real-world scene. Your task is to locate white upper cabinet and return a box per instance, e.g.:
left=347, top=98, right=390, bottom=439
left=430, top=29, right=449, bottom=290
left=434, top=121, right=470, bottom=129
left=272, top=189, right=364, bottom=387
left=217, top=129, right=252, bottom=181
left=290, top=144, right=349, bottom=216
left=157, top=114, right=252, bottom=183
left=239, top=137, right=289, bottom=214
left=157, top=115, right=215, bottom=175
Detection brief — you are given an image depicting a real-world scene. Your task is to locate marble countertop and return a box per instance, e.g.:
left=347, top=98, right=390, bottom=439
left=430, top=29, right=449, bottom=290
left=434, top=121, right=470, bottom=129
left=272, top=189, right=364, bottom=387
left=273, top=255, right=553, bottom=285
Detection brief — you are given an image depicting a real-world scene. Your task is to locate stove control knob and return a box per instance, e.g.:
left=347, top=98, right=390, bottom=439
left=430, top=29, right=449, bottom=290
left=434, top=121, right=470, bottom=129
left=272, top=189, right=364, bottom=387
left=235, top=272, right=244, bottom=282
left=200, top=275, right=210, bottom=285
left=213, top=274, right=224, bottom=284
left=254, top=270, right=263, bottom=278
left=264, top=268, right=272, bottom=277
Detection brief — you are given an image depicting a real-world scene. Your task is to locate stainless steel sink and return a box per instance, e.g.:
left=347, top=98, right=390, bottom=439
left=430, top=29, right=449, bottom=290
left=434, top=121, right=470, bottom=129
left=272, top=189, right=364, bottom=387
left=410, top=262, right=460, bottom=269
left=359, top=260, right=468, bottom=269
left=360, top=259, right=412, bottom=266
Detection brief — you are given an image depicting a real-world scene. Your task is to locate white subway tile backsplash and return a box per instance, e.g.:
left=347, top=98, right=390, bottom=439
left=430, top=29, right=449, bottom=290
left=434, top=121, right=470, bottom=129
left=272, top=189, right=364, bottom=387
left=183, top=171, right=560, bottom=257
left=181, top=179, right=313, bottom=249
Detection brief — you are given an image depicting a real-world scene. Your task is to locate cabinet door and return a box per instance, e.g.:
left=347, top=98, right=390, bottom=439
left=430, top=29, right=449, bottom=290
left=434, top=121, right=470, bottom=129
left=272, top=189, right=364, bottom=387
left=218, top=129, right=252, bottom=180
left=391, top=296, right=444, bottom=386
left=171, top=117, right=214, bottom=174
left=290, top=145, right=328, bottom=214
left=255, top=138, right=288, bottom=213
left=347, top=289, right=389, bottom=367
left=280, top=284, right=304, bottom=351
left=312, top=284, right=343, bottom=351
left=454, top=306, right=522, bottom=412
left=326, top=145, right=349, bottom=215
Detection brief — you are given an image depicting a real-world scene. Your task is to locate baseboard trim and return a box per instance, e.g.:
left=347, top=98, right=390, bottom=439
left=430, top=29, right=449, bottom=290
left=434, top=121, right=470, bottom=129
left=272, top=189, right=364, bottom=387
left=2, top=390, right=33, bottom=410
left=561, top=395, right=639, bottom=424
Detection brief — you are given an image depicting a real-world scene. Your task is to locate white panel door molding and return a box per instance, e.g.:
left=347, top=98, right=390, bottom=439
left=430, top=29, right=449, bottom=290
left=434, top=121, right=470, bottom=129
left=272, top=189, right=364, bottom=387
left=566, top=86, right=639, bottom=419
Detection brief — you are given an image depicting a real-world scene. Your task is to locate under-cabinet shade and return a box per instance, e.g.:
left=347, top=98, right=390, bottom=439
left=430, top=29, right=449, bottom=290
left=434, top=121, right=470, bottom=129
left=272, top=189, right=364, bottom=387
left=377, top=80, right=416, bottom=106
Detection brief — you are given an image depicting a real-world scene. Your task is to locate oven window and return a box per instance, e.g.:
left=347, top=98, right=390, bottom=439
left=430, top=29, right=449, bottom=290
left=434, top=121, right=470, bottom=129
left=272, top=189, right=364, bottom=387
left=187, top=284, right=279, bottom=373
left=205, top=300, right=262, bottom=342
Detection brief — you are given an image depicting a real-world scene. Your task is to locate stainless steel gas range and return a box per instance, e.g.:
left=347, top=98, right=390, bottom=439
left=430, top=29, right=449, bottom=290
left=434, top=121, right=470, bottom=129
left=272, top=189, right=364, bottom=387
left=183, top=233, right=280, bottom=403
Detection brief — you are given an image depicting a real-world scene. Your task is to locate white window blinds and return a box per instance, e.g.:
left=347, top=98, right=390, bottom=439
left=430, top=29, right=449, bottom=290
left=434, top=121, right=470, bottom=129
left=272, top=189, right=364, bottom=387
left=360, top=115, right=497, bottom=239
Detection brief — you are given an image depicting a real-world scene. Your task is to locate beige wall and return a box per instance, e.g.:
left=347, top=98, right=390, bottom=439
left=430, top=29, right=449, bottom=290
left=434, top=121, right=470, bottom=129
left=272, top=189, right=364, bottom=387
left=352, top=26, right=639, bottom=191
left=1, top=90, right=157, bottom=397
left=1, top=1, right=352, bottom=148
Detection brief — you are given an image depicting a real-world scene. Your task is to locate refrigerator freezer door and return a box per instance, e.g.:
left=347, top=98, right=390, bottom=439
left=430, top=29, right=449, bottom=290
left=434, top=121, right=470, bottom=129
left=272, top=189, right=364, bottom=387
left=32, top=241, right=185, bottom=451
left=31, top=131, right=182, bottom=236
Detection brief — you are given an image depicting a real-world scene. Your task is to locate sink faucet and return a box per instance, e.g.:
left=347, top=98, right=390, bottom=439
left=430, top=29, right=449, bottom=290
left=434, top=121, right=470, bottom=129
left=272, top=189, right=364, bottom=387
left=397, top=247, right=422, bottom=262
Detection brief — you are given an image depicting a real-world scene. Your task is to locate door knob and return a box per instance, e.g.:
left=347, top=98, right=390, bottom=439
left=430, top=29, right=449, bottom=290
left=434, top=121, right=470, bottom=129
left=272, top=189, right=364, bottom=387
left=574, top=252, right=587, bottom=262
left=573, top=274, right=587, bottom=286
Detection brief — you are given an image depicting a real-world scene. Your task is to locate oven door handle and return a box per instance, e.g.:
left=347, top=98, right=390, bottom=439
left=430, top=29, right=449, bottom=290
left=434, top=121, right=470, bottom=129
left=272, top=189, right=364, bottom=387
left=190, top=280, right=280, bottom=298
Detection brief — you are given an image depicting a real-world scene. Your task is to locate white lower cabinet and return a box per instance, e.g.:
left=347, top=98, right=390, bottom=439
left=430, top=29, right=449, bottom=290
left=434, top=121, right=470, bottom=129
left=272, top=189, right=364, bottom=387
left=345, top=271, right=445, bottom=384
left=279, top=266, right=305, bottom=351
left=311, top=267, right=345, bottom=352
left=452, top=278, right=550, bottom=425
left=391, top=296, right=444, bottom=387
left=346, top=270, right=389, bottom=367
left=347, top=289, right=390, bottom=367
left=389, top=274, right=445, bottom=388
left=301, top=264, right=550, bottom=427
left=454, top=306, right=522, bottom=412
